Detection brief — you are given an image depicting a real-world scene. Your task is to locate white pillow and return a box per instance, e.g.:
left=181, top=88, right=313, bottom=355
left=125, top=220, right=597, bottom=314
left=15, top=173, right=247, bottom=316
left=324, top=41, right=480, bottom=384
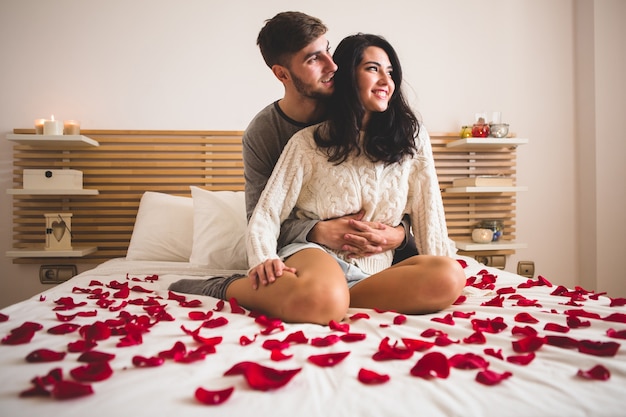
left=189, top=186, right=248, bottom=269
left=126, top=192, right=194, bottom=262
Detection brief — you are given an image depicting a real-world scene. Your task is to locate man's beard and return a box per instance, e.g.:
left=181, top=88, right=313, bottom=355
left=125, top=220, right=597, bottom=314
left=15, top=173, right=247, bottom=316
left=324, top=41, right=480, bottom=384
left=292, top=73, right=332, bottom=99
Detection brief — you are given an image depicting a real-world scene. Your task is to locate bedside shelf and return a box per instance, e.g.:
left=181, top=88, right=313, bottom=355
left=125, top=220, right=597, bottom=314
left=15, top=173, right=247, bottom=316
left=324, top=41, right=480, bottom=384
left=6, top=246, right=98, bottom=258
left=7, top=134, right=99, bottom=147
left=445, top=186, right=528, bottom=193
left=446, top=137, right=528, bottom=149
left=454, top=240, right=528, bottom=251
left=7, top=189, right=99, bottom=195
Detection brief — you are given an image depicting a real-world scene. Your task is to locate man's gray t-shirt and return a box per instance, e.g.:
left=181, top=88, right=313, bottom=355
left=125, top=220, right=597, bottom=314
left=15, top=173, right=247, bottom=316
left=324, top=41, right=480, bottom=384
left=242, top=101, right=320, bottom=248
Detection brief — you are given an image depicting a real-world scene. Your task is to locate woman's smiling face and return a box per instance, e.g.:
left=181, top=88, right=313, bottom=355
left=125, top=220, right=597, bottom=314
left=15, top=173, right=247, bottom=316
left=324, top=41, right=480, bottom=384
left=356, top=46, right=395, bottom=125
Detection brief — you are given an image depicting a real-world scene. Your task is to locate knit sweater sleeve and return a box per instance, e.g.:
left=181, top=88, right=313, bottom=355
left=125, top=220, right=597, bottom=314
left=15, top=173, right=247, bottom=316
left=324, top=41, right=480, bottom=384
left=246, top=131, right=310, bottom=270
left=410, top=128, right=457, bottom=257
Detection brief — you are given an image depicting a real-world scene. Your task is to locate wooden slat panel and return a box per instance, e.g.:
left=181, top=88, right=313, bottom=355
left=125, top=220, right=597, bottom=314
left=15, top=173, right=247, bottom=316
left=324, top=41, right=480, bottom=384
left=9, top=129, right=520, bottom=264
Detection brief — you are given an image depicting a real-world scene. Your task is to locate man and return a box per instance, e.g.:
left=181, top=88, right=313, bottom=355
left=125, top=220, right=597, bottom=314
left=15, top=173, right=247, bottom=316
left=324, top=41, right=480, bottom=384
left=243, top=11, right=416, bottom=261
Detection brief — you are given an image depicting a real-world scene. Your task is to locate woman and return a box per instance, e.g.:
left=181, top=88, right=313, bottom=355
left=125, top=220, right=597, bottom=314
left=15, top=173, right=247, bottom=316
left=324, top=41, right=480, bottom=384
left=233, top=33, right=465, bottom=324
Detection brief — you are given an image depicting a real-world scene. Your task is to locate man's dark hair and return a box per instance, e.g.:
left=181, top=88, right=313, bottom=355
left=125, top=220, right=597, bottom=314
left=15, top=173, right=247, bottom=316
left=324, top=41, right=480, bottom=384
left=257, top=11, right=328, bottom=68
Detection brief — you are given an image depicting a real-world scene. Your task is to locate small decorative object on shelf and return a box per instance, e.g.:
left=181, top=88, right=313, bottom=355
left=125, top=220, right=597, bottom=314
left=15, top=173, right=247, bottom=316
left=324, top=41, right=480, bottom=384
left=471, top=228, right=493, bottom=243
left=477, top=219, right=504, bottom=242
left=63, top=120, right=80, bottom=135
left=43, top=115, right=63, bottom=135
left=45, top=213, right=73, bottom=251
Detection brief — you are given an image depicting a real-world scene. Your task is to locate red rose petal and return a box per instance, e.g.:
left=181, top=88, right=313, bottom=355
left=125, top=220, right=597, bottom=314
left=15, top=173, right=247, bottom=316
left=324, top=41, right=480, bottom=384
left=48, top=323, right=81, bottom=335
left=195, top=386, right=234, bottom=405
left=602, top=313, right=626, bottom=323
left=26, top=349, right=66, bottom=363
left=449, top=353, right=489, bottom=370
left=393, top=314, right=407, bottom=325
left=463, top=331, right=486, bottom=344
left=358, top=368, right=390, bottom=385
left=476, top=369, right=512, bottom=385
left=329, top=320, right=350, bottom=332
left=270, top=349, right=293, bottom=361
left=311, top=334, right=340, bottom=347
left=484, top=348, right=504, bottom=360
left=431, top=313, right=454, bottom=325
left=410, top=351, right=450, bottom=379
left=308, top=351, right=350, bottom=367
left=578, top=340, right=620, bottom=357
left=607, top=328, right=626, bottom=339
left=224, top=361, right=301, bottom=391
left=402, top=338, right=434, bottom=352
left=544, top=323, right=570, bottom=333
left=70, top=361, right=113, bottom=382
left=340, top=333, right=366, bottom=343
left=472, top=317, right=507, bottom=333
left=77, top=350, right=115, bottom=362
left=514, top=312, right=539, bottom=324
left=373, top=337, right=413, bottom=361
left=132, top=355, right=165, bottom=367
left=576, top=364, right=611, bottom=381
left=506, top=352, right=536, bottom=365
left=228, top=298, right=246, bottom=314
left=349, top=312, right=370, bottom=320
left=512, top=335, right=546, bottom=353
left=51, top=380, right=94, bottom=399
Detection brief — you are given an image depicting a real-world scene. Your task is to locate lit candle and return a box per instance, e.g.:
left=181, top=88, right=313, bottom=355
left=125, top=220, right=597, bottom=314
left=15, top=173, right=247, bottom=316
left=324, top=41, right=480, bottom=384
left=34, top=118, right=46, bottom=134
left=43, top=115, right=63, bottom=135
left=63, top=120, right=80, bottom=135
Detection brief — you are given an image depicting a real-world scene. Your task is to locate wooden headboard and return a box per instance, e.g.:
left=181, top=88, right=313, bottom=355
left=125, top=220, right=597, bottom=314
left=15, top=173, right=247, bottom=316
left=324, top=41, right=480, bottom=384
left=8, top=129, right=519, bottom=264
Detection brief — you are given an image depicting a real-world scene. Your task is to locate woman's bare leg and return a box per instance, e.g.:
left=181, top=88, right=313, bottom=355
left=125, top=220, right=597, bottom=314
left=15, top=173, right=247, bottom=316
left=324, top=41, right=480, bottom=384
left=226, top=248, right=350, bottom=325
left=349, top=255, right=465, bottom=314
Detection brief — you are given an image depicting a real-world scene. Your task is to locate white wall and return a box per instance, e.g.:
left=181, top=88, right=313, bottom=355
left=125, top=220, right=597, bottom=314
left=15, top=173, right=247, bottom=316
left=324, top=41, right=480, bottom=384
left=1, top=0, right=624, bottom=308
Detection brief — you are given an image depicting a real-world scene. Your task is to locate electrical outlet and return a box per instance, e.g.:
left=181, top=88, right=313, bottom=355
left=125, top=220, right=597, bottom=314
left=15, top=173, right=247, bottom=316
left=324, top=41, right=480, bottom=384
left=40, top=265, right=77, bottom=284
left=475, top=255, right=506, bottom=270
left=517, top=261, right=535, bottom=278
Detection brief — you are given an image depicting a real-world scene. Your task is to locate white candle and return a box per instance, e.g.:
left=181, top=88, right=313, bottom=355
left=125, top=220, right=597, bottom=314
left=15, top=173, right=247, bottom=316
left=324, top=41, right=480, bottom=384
left=43, top=115, right=63, bottom=135
left=472, top=228, right=494, bottom=243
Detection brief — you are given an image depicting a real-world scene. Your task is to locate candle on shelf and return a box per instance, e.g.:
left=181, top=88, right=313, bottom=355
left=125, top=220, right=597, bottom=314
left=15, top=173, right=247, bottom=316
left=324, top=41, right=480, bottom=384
left=43, top=115, right=63, bottom=135
left=34, top=119, right=46, bottom=134
left=63, top=120, right=80, bottom=135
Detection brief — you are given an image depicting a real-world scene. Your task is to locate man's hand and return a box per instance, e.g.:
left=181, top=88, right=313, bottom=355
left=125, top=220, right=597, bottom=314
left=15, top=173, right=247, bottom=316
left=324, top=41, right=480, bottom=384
left=307, top=211, right=405, bottom=258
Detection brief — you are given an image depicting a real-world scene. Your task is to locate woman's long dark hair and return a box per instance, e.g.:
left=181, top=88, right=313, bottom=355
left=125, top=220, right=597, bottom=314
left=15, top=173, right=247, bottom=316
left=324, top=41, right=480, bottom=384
left=314, top=33, right=419, bottom=164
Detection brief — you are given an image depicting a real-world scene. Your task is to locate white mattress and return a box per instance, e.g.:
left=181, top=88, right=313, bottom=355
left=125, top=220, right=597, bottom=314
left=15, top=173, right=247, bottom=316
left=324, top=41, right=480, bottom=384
left=1, top=256, right=625, bottom=417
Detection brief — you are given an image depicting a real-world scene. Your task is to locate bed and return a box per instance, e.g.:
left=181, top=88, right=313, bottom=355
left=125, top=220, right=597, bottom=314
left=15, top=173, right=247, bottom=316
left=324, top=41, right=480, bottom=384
left=1, top=187, right=626, bottom=417
left=2, top=130, right=625, bottom=417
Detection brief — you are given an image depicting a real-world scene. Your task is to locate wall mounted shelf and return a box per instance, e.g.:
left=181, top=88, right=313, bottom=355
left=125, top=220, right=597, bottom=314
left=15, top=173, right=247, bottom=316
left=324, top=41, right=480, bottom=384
left=453, top=240, right=528, bottom=252
left=445, top=186, right=528, bottom=194
left=7, top=134, right=99, bottom=147
left=7, top=189, right=99, bottom=195
left=446, top=137, right=528, bottom=149
left=6, top=246, right=98, bottom=258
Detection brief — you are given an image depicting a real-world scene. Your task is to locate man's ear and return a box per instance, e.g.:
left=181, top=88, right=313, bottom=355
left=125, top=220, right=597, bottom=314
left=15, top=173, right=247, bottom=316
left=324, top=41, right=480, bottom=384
left=271, top=64, right=289, bottom=82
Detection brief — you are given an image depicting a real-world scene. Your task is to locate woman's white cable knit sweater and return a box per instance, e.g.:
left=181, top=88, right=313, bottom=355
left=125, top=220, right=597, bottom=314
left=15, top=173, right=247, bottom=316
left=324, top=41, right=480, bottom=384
left=246, top=124, right=456, bottom=274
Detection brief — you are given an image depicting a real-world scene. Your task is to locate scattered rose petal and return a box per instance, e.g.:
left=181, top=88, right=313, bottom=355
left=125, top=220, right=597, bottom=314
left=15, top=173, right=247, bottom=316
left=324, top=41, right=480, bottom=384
left=195, top=386, right=234, bottom=405
left=607, top=328, right=626, bottom=339
left=311, top=335, right=340, bottom=347
left=484, top=348, right=504, bottom=360
left=133, top=355, right=165, bottom=367
left=410, top=352, right=450, bottom=379
left=77, top=351, right=115, bottom=363
left=70, top=361, right=113, bottom=382
left=463, top=331, right=486, bottom=344
left=0, top=312, right=8, bottom=322
left=340, top=333, right=366, bottom=343
left=602, top=313, right=626, bottom=323
left=373, top=337, right=413, bottom=361
left=26, top=349, right=66, bottom=363
left=270, top=349, right=293, bottom=361
left=544, top=323, right=570, bottom=333
left=402, top=338, right=434, bottom=352
left=472, top=317, right=507, bottom=333
left=239, top=335, right=257, bottom=346
left=507, top=352, right=535, bottom=365
left=2, top=321, right=43, bottom=345
left=349, top=312, right=370, bottom=320
left=609, top=297, right=626, bottom=307
left=358, top=368, right=390, bottom=385
left=512, top=335, right=546, bottom=353
left=308, top=351, right=350, bottom=367
left=431, top=313, right=454, bottom=325
left=52, top=380, right=94, bottom=399
left=578, top=340, right=620, bottom=357
left=393, top=314, right=407, bottom=325
left=476, top=369, right=512, bottom=385
left=576, top=364, right=610, bottom=381
left=514, top=312, right=539, bottom=324
left=228, top=298, right=246, bottom=314
left=449, top=353, right=489, bottom=370
left=481, top=295, right=504, bottom=307
left=48, top=323, right=81, bottom=335
left=224, top=361, right=301, bottom=391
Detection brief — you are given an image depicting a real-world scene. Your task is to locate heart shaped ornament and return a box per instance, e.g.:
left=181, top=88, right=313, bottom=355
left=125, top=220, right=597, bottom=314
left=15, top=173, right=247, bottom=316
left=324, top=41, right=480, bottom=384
left=51, top=220, right=66, bottom=242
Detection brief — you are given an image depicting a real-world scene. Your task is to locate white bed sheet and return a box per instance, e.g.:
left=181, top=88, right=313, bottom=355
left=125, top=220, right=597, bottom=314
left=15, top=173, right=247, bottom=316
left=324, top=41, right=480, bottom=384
left=1, top=256, right=625, bottom=417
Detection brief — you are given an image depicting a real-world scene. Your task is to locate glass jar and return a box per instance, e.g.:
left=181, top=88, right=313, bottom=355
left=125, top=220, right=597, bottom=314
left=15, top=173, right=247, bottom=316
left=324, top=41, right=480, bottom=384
left=477, top=220, right=504, bottom=242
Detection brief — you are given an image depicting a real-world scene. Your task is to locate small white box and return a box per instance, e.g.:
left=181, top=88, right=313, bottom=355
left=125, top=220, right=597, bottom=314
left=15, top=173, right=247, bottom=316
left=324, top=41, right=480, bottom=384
left=23, top=169, right=83, bottom=190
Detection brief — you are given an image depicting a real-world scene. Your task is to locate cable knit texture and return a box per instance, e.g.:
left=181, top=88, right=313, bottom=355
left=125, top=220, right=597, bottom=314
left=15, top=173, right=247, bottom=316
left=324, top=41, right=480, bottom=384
left=246, top=123, right=456, bottom=274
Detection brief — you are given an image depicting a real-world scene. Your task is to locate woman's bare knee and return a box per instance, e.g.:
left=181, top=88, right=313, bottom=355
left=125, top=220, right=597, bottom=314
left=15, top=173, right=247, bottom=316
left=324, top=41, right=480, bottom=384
left=282, top=278, right=349, bottom=325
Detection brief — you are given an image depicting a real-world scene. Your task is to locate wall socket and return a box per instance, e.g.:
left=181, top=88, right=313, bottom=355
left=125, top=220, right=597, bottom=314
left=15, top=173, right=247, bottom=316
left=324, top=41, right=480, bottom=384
left=517, top=261, right=535, bottom=278
left=476, top=255, right=506, bottom=270
left=40, top=265, right=77, bottom=284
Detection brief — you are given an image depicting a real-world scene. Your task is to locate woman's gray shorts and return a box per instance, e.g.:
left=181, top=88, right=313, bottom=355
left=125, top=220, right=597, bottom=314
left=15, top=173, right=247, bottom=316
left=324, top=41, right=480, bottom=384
left=278, top=242, right=372, bottom=288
